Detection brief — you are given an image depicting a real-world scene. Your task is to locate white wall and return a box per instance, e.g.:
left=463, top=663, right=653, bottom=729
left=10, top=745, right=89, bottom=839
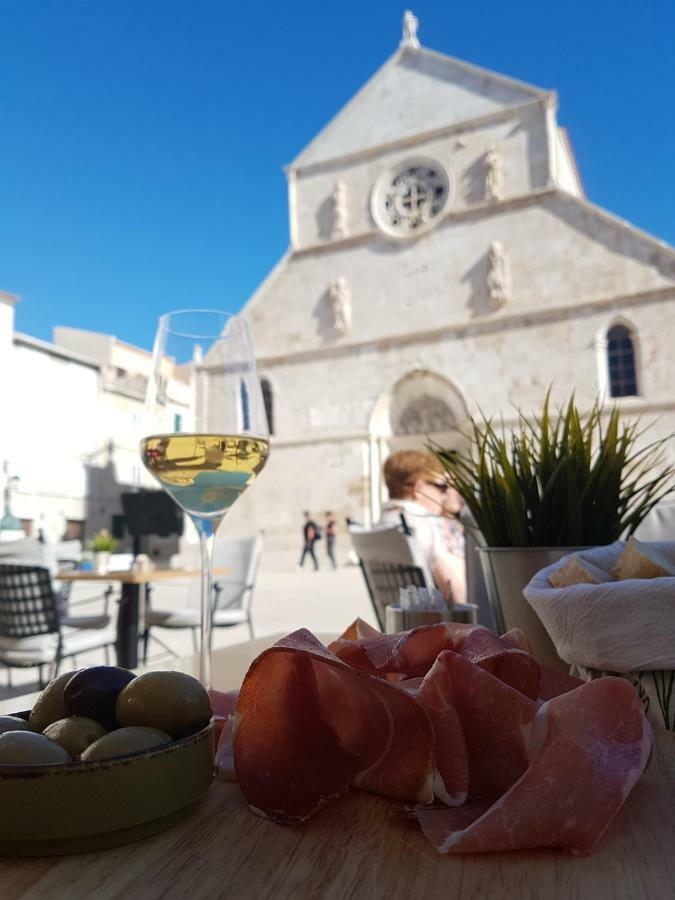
left=0, top=295, right=17, bottom=473
left=9, top=344, right=100, bottom=538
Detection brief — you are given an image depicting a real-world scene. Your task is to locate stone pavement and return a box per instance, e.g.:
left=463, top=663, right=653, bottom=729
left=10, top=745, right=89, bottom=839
left=0, top=563, right=375, bottom=705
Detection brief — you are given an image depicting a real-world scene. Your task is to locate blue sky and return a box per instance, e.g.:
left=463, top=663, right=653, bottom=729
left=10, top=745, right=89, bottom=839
left=2, top=0, right=673, bottom=348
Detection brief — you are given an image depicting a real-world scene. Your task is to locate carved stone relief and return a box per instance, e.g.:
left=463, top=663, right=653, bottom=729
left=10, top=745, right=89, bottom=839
left=486, top=241, right=510, bottom=309
left=327, top=277, right=352, bottom=335
left=330, top=181, right=348, bottom=240
left=484, top=145, right=503, bottom=202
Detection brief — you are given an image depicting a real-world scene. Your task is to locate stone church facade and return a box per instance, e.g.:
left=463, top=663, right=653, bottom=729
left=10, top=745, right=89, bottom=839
left=226, top=14, right=675, bottom=561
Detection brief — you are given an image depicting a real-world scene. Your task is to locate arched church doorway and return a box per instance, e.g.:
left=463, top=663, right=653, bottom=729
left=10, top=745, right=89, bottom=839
left=367, top=370, right=469, bottom=522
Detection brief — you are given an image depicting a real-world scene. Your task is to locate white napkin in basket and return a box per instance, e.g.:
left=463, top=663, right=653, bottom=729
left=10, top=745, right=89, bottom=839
left=523, top=541, right=675, bottom=672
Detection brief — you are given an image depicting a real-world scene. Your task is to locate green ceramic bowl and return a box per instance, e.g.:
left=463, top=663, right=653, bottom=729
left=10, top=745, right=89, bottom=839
left=0, top=713, right=215, bottom=856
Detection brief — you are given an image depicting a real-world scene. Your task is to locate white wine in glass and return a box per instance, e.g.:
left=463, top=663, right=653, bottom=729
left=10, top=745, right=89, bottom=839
left=141, top=310, right=269, bottom=687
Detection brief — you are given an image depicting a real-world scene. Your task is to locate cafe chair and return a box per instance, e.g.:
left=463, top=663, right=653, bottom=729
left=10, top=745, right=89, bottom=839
left=142, top=533, right=264, bottom=663
left=347, top=516, right=435, bottom=630
left=0, top=563, right=117, bottom=688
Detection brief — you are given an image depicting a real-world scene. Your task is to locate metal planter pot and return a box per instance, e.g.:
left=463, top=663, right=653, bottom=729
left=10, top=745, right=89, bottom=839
left=478, top=546, right=586, bottom=672
left=384, top=603, right=479, bottom=633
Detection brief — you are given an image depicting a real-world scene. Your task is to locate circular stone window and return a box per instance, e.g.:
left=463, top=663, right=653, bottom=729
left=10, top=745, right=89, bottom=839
left=371, top=158, right=451, bottom=237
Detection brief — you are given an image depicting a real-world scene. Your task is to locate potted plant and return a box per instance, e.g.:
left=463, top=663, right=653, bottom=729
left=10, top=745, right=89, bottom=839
left=431, top=391, right=674, bottom=668
left=87, top=529, right=119, bottom=574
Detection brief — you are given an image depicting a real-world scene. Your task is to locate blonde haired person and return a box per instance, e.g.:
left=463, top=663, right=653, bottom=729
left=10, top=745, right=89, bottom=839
left=377, top=450, right=467, bottom=604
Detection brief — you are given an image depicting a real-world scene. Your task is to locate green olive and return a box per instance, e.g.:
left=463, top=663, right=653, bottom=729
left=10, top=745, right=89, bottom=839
left=115, top=671, right=211, bottom=739
left=29, top=670, right=80, bottom=732
left=80, top=727, right=172, bottom=761
left=0, top=731, right=72, bottom=765
left=43, top=717, right=107, bottom=758
left=63, top=666, right=136, bottom=730
left=0, top=715, right=33, bottom=734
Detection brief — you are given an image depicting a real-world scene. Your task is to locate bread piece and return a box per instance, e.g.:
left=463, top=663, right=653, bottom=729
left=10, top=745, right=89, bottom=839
left=612, top=536, right=675, bottom=580
left=548, top=556, right=612, bottom=588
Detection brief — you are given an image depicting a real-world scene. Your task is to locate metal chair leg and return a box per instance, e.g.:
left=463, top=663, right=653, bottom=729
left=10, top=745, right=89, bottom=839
left=142, top=628, right=150, bottom=664
left=191, top=627, right=198, bottom=655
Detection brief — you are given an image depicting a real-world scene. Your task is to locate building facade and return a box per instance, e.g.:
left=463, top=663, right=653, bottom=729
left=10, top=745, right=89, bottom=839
left=0, top=308, right=191, bottom=550
left=224, top=14, right=675, bottom=561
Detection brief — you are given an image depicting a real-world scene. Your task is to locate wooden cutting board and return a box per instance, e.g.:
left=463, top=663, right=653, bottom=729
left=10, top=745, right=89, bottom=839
left=1, top=729, right=673, bottom=900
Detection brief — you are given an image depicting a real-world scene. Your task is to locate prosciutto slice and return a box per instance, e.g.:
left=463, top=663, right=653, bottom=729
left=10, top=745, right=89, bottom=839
left=440, top=651, right=538, bottom=802
left=500, top=626, right=584, bottom=700
left=330, top=622, right=540, bottom=699
left=233, top=629, right=435, bottom=823
left=208, top=688, right=240, bottom=748
left=414, top=677, right=653, bottom=854
left=415, top=654, right=469, bottom=806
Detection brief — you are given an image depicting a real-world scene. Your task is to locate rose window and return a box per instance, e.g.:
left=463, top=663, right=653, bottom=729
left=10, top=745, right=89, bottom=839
left=372, top=159, right=450, bottom=237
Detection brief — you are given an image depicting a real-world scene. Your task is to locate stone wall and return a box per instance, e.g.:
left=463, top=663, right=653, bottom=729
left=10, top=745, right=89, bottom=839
left=293, top=103, right=549, bottom=250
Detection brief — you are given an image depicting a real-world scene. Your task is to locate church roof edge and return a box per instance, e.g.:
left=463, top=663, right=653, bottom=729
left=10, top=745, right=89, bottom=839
left=289, top=43, right=551, bottom=171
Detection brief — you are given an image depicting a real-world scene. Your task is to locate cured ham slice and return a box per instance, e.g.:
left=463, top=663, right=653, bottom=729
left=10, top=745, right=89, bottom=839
left=415, top=654, right=469, bottom=806
left=233, top=629, right=435, bottom=823
left=208, top=688, right=239, bottom=718
left=414, top=677, right=652, bottom=854
left=330, top=622, right=540, bottom=699
left=209, top=688, right=240, bottom=747
left=337, top=618, right=382, bottom=642
left=394, top=651, right=536, bottom=805
left=214, top=716, right=236, bottom=781
left=500, top=627, right=584, bottom=700
left=441, top=651, right=537, bottom=801
left=451, top=627, right=540, bottom=699
left=537, top=665, right=585, bottom=701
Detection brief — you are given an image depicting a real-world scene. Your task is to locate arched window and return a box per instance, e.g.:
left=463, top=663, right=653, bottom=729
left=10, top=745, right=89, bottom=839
left=261, top=378, right=274, bottom=435
left=607, top=324, right=638, bottom=398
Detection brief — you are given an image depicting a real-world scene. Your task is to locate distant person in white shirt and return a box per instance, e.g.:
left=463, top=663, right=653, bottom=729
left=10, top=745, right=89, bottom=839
left=377, top=450, right=467, bottom=604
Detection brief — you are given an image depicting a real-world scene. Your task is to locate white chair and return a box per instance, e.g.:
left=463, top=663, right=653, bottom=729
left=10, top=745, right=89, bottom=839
left=0, top=564, right=117, bottom=687
left=142, top=534, right=264, bottom=662
left=348, top=516, right=435, bottom=630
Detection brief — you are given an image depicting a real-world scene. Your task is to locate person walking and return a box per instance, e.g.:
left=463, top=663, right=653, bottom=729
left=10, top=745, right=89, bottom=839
left=298, top=511, right=320, bottom=570
left=325, top=511, right=337, bottom=569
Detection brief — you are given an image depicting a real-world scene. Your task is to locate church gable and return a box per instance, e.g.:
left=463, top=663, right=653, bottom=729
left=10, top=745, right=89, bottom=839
left=292, top=45, right=547, bottom=170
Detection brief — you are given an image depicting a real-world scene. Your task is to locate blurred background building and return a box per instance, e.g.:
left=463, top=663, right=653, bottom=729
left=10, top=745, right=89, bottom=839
left=0, top=300, right=191, bottom=555
left=226, top=13, right=675, bottom=562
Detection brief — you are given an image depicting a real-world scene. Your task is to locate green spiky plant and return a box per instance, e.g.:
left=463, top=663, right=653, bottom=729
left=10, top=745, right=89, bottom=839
left=431, top=392, right=674, bottom=548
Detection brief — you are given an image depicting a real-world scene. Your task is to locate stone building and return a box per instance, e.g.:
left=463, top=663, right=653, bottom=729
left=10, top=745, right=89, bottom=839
left=225, top=13, right=675, bottom=562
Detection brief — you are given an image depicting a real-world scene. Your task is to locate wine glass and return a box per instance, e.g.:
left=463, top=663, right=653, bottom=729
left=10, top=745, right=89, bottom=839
left=141, top=310, right=269, bottom=687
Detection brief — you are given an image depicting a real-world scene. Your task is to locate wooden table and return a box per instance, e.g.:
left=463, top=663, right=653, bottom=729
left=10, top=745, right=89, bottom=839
left=1, top=635, right=674, bottom=899
left=57, top=567, right=230, bottom=669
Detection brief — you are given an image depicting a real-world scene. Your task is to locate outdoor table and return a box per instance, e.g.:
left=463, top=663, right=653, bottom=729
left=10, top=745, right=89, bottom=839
left=0, top=634, right=673, bottom=897
left=56, top=567, right=230, bottom=668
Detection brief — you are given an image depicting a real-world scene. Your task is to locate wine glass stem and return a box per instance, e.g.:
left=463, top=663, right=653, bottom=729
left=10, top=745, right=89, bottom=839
left=198, top=530, right=215, bottom=689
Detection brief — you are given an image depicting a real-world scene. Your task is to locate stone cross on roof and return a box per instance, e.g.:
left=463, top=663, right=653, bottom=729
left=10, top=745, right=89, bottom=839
left=400, top=10, right=420, bottom=48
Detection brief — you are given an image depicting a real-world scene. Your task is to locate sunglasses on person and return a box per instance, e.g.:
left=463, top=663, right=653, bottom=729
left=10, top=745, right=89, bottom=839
left=425, top=480, right=451, bottom=493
